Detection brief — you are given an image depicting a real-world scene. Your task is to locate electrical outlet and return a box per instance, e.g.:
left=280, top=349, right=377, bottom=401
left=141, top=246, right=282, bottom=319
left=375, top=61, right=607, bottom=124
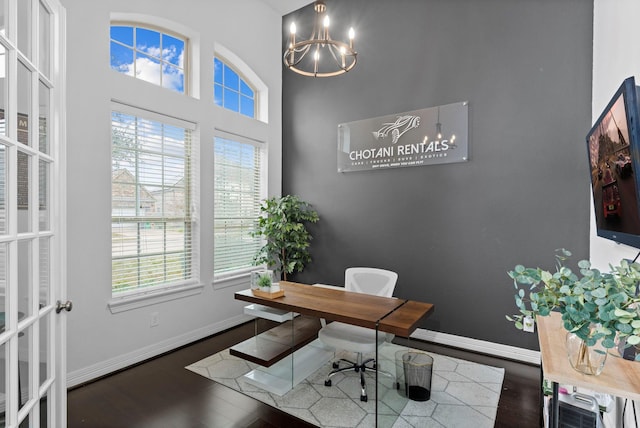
left=523, top=316, right=535, bottom=333
left=151, top=312, right=159, bottom=327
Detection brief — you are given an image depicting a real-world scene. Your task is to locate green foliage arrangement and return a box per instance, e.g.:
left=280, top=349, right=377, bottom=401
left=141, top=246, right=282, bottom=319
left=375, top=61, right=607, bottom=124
left=506, top=249, right=640, bottom=354
left=253, top=195, right=319, bottom=281
left=257, top=273, right=272, bottom=288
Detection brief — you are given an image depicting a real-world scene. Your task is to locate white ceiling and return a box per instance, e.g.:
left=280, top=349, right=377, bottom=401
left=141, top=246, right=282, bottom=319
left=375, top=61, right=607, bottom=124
left=261, top=0, right=311, bottom=15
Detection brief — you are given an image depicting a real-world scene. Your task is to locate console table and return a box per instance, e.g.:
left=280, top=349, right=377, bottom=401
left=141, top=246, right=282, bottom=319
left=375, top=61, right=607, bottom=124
left=538, top=312, right=640, bottom=427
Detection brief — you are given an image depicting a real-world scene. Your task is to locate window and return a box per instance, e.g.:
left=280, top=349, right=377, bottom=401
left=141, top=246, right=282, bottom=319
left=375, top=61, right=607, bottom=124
left=111, top=108, right=196, bottom=294
left=214, top=57, right=255, bottom=118
left=214, top=136, right=263, bottom=277
left=110, top=24, right=186, bottom=93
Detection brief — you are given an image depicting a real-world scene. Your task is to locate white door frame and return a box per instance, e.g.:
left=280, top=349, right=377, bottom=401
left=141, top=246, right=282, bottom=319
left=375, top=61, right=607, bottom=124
left=0, top=0, right=66, bottom=426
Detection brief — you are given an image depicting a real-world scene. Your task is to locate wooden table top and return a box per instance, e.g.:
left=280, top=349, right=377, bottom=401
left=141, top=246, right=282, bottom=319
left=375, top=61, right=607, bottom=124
left=537, top=311, right=640, bottom=401
left=235, top=281, right=434, bottom=337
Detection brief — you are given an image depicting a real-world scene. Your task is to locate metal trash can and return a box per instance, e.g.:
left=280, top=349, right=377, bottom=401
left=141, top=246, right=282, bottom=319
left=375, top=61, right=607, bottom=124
left=395, top=351, right=433, bottom=401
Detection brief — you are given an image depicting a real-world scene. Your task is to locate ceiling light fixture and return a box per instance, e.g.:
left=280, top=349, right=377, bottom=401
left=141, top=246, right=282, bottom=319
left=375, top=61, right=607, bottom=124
left=283, top=0, right=357, bottom=77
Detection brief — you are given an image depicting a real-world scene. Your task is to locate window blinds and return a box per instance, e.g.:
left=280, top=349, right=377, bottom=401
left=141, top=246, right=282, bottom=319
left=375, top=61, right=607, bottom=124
left=111, top=110, right=195, bottom=293
left=213, top=136, right=262, bottom=276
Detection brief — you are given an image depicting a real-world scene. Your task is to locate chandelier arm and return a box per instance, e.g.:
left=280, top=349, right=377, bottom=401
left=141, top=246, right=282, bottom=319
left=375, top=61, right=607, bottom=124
left=326, top=42, right=356, bottom=71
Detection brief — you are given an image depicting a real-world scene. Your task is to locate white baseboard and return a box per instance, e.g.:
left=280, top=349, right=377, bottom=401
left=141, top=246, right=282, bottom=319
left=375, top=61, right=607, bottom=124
left=67, top=320, right=540, bottom=388
left=410, top=328, right=541, bottom=365
left=66, top=314, right=251, bottom=388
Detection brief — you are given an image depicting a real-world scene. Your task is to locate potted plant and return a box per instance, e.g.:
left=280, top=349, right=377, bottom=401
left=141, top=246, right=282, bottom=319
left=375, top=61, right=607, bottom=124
left=257, top=272, right=273, bottom=292
left=506, top=249, right=640, bottom=375
left=253, top=195, right=319, bottom=281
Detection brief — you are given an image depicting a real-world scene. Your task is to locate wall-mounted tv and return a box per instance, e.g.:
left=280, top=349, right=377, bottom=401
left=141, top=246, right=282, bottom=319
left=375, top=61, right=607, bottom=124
left=587, top=76, right=640, bottom=249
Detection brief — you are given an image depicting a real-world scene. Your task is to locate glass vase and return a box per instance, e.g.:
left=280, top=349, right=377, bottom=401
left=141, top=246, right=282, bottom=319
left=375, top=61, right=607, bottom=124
left=565, top=332, right=607, bottom=376
left=251, top=270, right=274, bottom=290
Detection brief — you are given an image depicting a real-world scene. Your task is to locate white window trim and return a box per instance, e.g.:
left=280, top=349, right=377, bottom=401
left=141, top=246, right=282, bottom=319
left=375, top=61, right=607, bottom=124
left=110, top=12, right=201, bottom=99
left=212, top=129, right=267, bottom=290
left=215, top=43, right=268, bottom=123
left=109, top=101, right=201, bottom=307
left=108, top=282, right=204, bottom=313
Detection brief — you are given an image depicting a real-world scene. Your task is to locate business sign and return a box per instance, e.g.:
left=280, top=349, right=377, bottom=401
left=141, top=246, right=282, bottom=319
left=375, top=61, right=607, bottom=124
left=337, top=101, right=468, bottom=172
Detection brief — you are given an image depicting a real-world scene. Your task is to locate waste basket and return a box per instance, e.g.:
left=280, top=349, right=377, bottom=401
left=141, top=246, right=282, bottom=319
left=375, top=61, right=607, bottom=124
left=395, top=351, right=433, bottom=401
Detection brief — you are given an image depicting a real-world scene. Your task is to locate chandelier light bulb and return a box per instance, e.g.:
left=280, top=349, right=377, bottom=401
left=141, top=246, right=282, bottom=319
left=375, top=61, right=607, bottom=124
left=324, top=15, right=330, bottom=28
left=314, top=51, right=320, bottom=62
left=290, top=22, right=296, bottom=34
left=349, top=27, right=355, bottom=40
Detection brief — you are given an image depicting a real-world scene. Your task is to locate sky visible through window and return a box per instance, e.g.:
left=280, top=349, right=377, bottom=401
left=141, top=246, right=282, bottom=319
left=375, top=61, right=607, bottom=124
left=214, top=57, right=255, bottom=118
left=110, top=25, right=185, bottom=93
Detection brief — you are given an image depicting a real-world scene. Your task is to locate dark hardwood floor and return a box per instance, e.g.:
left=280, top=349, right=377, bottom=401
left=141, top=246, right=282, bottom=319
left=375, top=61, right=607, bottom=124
left=67, top=322, right=541, bottom=427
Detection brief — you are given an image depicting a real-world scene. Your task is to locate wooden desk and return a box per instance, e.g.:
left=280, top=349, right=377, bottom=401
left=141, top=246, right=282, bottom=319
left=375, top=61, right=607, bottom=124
left=235, top=281, right=415, bottom=332
left=233, top=281, right=434, bottom=364
left=538, top=312, right=640, bottom=427
left=232, top=281, right=435, bottom=398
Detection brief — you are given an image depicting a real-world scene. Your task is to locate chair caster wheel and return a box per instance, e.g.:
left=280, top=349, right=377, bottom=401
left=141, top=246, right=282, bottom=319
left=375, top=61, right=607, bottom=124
left=360, top=395, right=368, bottom=402
left=332, top=362, right=340, bottom=369
left=324, top=379, right=332, bottom=387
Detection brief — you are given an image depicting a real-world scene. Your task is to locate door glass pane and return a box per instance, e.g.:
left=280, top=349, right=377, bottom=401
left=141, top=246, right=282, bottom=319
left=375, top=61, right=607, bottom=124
left=17, top=0, right=32, bottom=59
left=0, top=144, right=6, bottom=234
left=0, top=0, right=6, bottom=37
left=39, top=159, right=48, bottom=231
left=0, top=44, right=5, bottom=138
left=39, top=313, right=50, bottom=388
left=0, top=242, right=6, bottom=317
left=39, top=80, right=49, bottom=154
left=17, top=61, right=31, bottom=146
left=18, top=326, right=30, bottom=411
left=39, top=1, right=50, bottom=77
left=39, top=237, right=49, bottom=308
left=18, top=151, right=31, bottom=233
left=40, top=387, right=51, bottom=428
left=0, top=342, right=5, bottom=427
left=18, top=240, right=32, bottom=319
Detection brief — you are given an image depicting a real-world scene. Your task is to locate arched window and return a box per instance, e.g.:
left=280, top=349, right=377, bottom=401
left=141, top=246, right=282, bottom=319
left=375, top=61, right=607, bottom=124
left=214, top=57, right=255, bottom=118
left=110, top=24, right=187, bottom=93
left=212, top=54, right=267, bottom=281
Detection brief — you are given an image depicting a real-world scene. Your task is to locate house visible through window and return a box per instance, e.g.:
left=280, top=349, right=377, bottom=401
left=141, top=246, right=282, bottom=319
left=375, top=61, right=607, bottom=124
left=111, top=109, right=196, bottom=294
left=214, top=57, right=255, bottom=118
left=213, top=136, right=263, bottom=277
left=110, top=24, right=186, bottom=93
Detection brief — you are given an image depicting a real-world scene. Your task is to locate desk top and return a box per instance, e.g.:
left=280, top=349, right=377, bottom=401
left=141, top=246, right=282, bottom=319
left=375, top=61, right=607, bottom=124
left=538, top=312, right=640, bottom=401
left=235, top=281, right=434, bottom=337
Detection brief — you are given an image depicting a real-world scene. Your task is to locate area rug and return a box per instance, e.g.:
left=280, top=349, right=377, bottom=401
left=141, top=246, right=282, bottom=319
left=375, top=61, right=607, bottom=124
left=186, top=340, right=504, bottom=428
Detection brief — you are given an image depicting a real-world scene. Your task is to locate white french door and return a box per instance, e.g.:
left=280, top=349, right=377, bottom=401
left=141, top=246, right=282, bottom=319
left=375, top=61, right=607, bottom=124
left=0, top=0, right=66, bottom=427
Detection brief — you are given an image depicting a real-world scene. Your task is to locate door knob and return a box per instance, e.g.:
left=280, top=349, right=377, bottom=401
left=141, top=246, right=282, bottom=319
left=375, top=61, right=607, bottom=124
left=55, top=300, right=73, bottom=313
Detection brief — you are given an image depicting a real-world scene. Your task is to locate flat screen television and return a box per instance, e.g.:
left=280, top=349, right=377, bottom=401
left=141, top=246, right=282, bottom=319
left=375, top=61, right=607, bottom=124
left=587, top=76, right=640, bottom=249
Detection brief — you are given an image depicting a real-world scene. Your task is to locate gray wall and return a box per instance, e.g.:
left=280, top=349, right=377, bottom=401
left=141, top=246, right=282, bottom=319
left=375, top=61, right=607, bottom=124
left=282, top=0, right=593, bottom=350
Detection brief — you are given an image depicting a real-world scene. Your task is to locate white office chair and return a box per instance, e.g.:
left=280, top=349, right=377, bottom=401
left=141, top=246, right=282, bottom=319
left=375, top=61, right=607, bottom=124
left=317, top=267, right=398, bottom=402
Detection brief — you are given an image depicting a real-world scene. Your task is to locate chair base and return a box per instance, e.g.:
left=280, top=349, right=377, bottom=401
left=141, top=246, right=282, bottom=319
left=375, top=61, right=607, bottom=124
left=323, top=352, right=395, bottom=402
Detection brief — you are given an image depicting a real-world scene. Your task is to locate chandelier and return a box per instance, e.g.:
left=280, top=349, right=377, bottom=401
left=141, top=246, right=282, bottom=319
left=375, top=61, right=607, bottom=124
left=283, top=0, right=357, bottom=77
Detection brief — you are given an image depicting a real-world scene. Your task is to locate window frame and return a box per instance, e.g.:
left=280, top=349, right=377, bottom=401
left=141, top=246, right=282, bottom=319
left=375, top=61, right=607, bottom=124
left=108, top=102, right=201, bottom=310
left=213, top=131, right=267, bottom=282
left=110, top=21, right=190, bottom=95
left=214, top=56, right=257, bottom=119
left=211, top=50, right=269, bottom=288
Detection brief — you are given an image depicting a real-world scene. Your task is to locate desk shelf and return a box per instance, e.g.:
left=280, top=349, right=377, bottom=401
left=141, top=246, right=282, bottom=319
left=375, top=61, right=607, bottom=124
left=229, top=316, right=320, bottom=367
